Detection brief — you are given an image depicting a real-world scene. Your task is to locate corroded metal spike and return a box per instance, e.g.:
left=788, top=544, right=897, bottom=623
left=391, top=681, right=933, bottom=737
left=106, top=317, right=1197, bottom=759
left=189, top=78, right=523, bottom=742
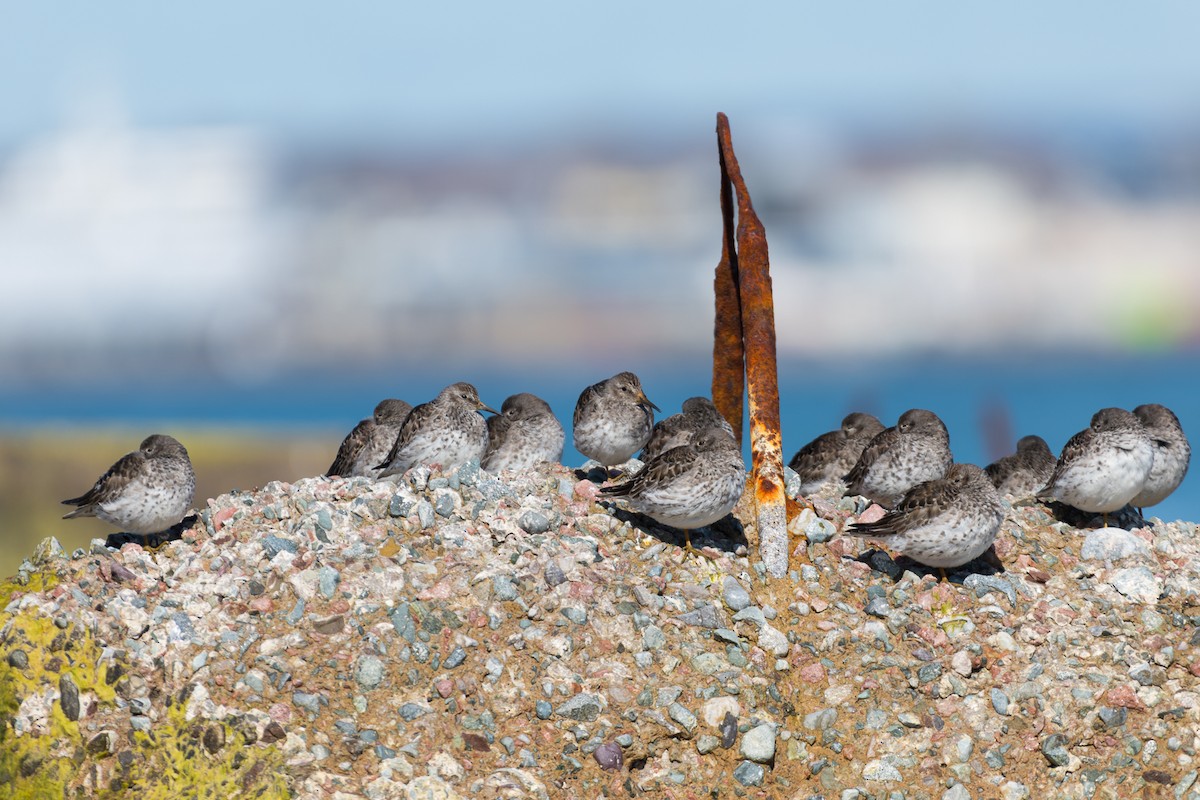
left=713, top=129, right=745, bottom=448
left=714, top=112, right=796, bottom=577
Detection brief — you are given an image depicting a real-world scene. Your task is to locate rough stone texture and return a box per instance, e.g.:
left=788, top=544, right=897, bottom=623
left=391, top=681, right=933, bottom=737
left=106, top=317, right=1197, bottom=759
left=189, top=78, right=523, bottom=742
left=1, top=463, right=1199, bottom=797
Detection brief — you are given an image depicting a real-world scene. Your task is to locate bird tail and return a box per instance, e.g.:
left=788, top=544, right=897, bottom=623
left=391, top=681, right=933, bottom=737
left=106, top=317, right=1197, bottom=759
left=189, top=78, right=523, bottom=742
left=843, top=520, right=893, bottom=538
left=599, top=481, right=635, bottom=498
left=61, top=504, right=96, bottom=520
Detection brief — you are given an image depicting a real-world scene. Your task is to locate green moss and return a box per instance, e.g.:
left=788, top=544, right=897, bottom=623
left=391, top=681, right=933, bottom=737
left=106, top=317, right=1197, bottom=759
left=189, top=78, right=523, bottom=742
left=1, top=571, right=290, bottom=799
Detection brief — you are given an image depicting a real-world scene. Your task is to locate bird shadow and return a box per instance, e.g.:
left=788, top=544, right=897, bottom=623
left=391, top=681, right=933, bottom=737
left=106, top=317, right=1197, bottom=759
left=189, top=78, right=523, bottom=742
left=605, top=505, right=749, bottom=556
left=853, top=544, right=1007, bottom=585
left=1039, top=501, right=1146, bottom=530
left=104, top=513, right=199, bottom=550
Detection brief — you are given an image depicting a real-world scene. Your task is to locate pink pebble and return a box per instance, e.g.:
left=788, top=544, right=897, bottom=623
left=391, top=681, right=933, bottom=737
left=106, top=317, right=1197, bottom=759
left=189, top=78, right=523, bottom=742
left=574, top=480, right=600, bottom=501
left=799, top=662, right=827, bottom=683
left=856, top=504, right=886, bottom=525
left=435, top=679, right=454, bottom=698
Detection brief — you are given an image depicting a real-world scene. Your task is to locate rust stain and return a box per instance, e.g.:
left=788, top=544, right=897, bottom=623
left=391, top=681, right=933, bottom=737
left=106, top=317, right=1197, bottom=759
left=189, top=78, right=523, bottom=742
left=714, top=112, right=804, bottom=576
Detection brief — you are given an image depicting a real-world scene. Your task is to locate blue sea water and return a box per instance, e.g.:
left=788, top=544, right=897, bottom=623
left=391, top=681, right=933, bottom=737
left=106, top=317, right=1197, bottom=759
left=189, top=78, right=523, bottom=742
left=2, top=351, right=1196, bottom=523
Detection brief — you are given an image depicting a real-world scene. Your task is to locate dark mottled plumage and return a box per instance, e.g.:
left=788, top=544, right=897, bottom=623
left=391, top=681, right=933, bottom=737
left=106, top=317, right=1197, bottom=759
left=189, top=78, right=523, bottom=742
left=482, top=393, right=564, bottom=473
left=984, top=435, right=1056, bottom=498
left=789, top=412, right=885, bottom=496
left=640, top=396, right=735, bottom=463
left=602, top=428, right=745, bottom=533
left=573, top=371, right=659, bottom=467
left=62, top=434, right=196, bottom=534
left=1130, top=403, right=1190, bottom=509
left=376, top=383, right=496, bottom=477
left=844, top=463, right=1004, bottom=569
left=843, top=409, right=952, bottom=507
left=1037, top=407, right=1154, bottom=516
left=327, top=398, right=413, bottom=478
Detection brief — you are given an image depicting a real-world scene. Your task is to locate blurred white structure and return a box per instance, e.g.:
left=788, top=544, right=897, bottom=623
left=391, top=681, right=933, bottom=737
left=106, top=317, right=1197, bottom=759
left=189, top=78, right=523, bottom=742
left=1, top=111, right=1198, bottom=382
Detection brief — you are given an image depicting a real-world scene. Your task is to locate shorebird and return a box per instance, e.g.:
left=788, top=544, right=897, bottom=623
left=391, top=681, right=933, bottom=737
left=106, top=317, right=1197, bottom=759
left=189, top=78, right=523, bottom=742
left=984, top=434, right=1056, bottom=498
left=1036, top=407, right=1153, bottom=528
left=62, top=434, right=196, bottom=534
left=844, top=409, right=952, bottom=508
left=327, top=398, right=413, bottom=478
left=602, top=427, right=745, bottom=553
left=573, top=371, right=659, bottom=478
left=844, top=463, right=1004, bottom=579
left=482, top=392, right=565, bottom=473
left=376, top=383, right=496, bottom=476
left=789, top=412, right=885, bottom=496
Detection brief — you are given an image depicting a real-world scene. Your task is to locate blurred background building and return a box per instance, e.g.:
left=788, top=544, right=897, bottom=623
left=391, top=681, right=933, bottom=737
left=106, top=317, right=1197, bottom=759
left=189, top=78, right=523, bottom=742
left=1, top=2, right=1198, bottom=569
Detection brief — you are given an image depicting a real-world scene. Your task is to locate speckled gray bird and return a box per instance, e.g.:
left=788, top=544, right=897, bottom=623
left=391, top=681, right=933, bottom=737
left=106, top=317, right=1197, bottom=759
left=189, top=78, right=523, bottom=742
left=376, top=383, right=496, bottom=477
left=573, top=371, right=659, bottom=472
left=1037, top=407, right=1154, bottom=521
left=843, top=409, right=952, bottom=507
left=640, top=396, right=735, bottom=463
left=602, top=427, right=745, bottom=551
left=482, top=392, right=565, bottom=473
left=1129, top=403, right=1190, bottom=511
left=844, top=462, right=1004, bottom=570
left=62, top=434, right=196, bottom=534
left=984, top=434, right=1056, bottom=498
left=789, top=412, right=885, bottom=496
left=327, top=398, right=413, bottom=478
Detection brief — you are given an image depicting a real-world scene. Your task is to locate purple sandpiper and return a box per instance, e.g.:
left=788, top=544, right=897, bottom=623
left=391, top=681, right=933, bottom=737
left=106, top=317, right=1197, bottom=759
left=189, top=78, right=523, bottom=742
left=844, top=462, right=1004, bottom=572
left=843, top=409, right=952, bottom=507
left=376, top=383, right=496, bottom=477
left=640, top=396, right=735, bottom=463
left=482, top=392, right=565, bottom=473
left=789, top=412, right=885, bottom=496
left=327, top=398, right=413, bottom=478
left=573, top=371, right=659, bottom=474
left=1129, top=403, right=1190, bottom=512
left=1036, top=407, right=1154, bottom=525
left=984, top=434, right=1056, bottom=498
left=62, top=434, right=197, bottom=534
left=602, top=427, right=745, bottom=552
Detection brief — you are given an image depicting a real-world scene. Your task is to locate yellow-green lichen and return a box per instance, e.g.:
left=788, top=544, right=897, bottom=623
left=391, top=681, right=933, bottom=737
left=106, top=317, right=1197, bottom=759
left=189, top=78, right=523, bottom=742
left=2, top=571, right=290, bottom=798
left=0, top=572, right=82, bottom=799
left=95, top=701, right=290, bottom=799
left=0, top=568, right=59, bottom=612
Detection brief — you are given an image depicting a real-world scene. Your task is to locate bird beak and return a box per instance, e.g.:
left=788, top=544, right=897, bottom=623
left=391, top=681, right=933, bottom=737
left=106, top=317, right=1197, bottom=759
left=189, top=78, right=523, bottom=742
left=639, top=392, right=660, bottom=413
left=478, top=402, right=499, bottom=415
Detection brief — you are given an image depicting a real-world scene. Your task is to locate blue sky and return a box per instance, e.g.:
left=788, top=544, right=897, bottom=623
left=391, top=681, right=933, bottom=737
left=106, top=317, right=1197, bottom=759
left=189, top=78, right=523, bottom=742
left=3, top=2, right=1200, bottom=148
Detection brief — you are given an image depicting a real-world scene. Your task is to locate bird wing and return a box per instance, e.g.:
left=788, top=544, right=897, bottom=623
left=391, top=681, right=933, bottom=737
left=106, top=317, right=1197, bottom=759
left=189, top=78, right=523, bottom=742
left=601, top=442, right=699, bottom=498
left=572, top=382, right=602, bottom=429
left=377, top=400, right=436, bottom=469
left=327, top=418, right=373, bottom=477
left=486, top=413, right=511, bottom=455
left=983, top=456, right=1009, bottom=486
left=843, top=426, right=898, bottom=491
left=1036, top=427, right=1089, bottom=498
left=62, top=450, right=146, bottom=511
left=789, top=430, right=842, bottom=482
left=846, top=475, right=953, bottom=538
left=641, top=413, right=687, bottom=461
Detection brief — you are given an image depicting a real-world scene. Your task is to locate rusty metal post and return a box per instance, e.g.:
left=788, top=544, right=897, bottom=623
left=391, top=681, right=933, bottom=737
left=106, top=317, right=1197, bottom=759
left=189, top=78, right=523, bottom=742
left=714, top=112, right=789, bottom=578
left=712, top=124, right=745, bottom=447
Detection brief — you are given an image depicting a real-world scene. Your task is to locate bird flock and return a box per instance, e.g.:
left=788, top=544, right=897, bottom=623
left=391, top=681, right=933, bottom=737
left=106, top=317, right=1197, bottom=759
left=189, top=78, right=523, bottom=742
left=61, top=373, right=1189, bottom=578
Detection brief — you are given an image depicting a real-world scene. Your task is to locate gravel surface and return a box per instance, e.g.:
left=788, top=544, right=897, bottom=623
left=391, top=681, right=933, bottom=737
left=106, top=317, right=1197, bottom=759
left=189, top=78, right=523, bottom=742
left=2, top=460, right=1199, bottom=798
